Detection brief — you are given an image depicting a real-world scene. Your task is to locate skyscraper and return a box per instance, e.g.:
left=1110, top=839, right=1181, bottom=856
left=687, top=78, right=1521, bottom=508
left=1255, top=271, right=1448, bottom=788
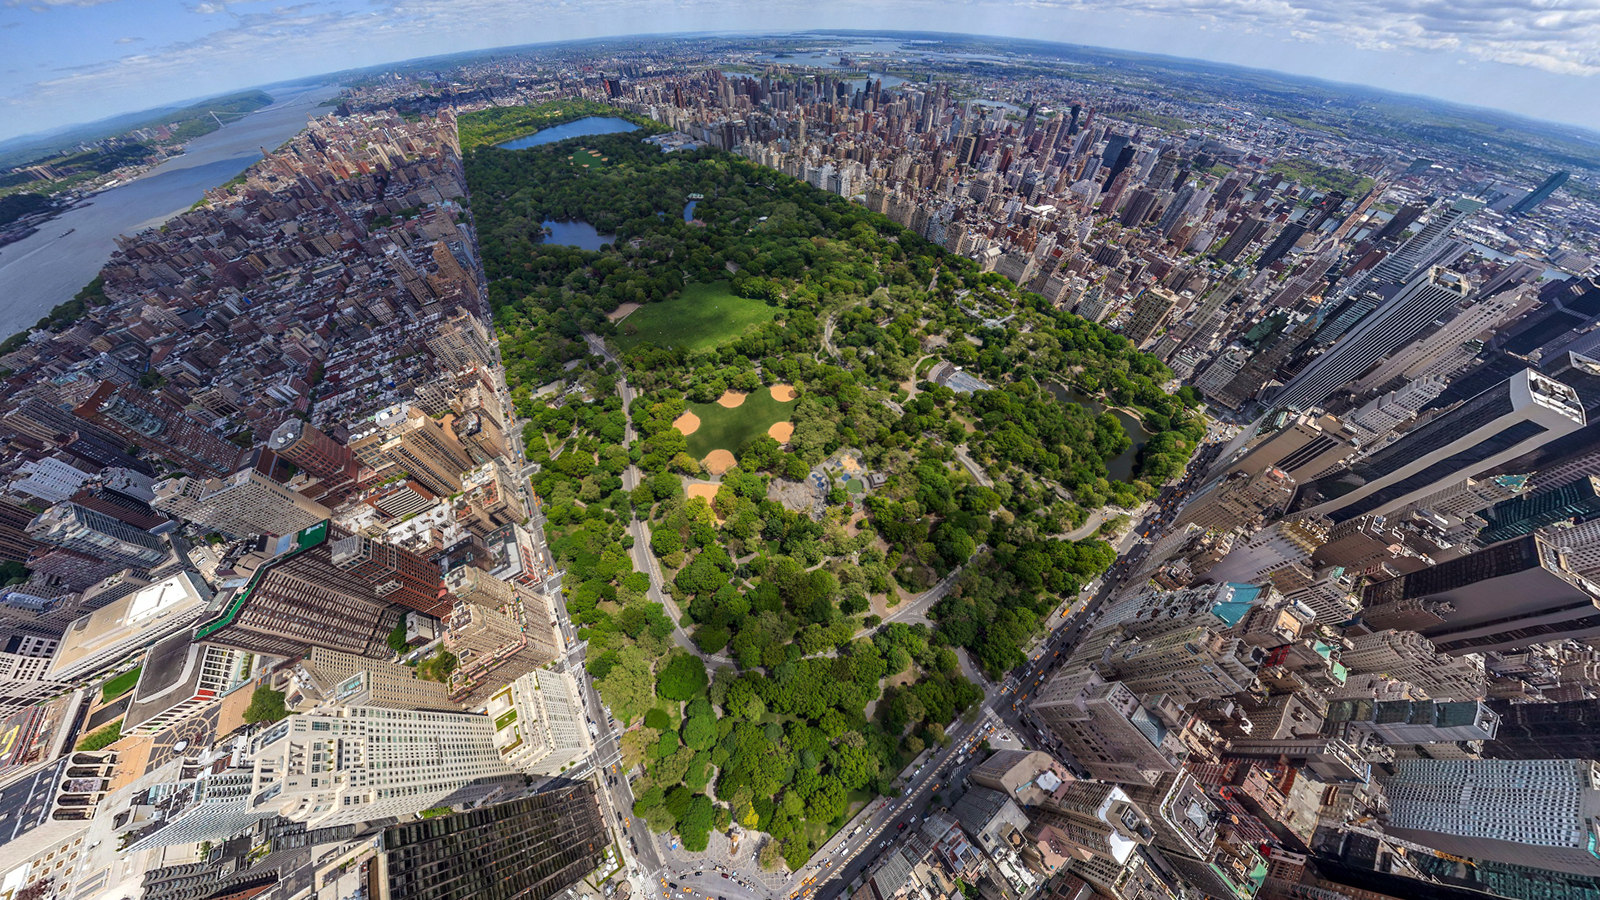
left=374, top=784, right=606, bottom=900
left=349, top=404, right=473, bottom=497
left=1381, top=758, right=1600, bottom=876
left=249, top=706, right=523, bottom=829
left=1213, top=216, right=1266, bottom=264
left=1361, top=534, right=1600, bottom=655
left=1477, top=476, right=1600, bottom=546
left=1509, top=170, right=1570, bottom=215
left=1289, top=369, right=1585, bottom=523
left=193, top=521, right=424, bottom=659
left=1031, top=669, right=1184, bottom=786
left=27, top=502, right=167, bottom=568
left=1272, top=267, right=1472, bottom=412
left=267, top=418, right=365, bottom=504
left=152, top=464, right=331, bottom=538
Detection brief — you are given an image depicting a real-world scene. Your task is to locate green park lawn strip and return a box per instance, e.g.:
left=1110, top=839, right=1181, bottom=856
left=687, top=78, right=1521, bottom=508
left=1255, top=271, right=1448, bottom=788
left=683, top=389, right=796, bottom=459
left=616, top=282, right=777, bottom=353
left=101, top=667, right=141, bottom=703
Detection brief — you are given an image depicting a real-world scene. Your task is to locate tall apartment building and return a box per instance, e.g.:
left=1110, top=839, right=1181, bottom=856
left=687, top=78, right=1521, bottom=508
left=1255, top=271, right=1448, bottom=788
left=1095, top=627, right=1263, bottom=705
left=153, top=465, right=331, bottom=538
left=1402, top=473, right=1532, bottom=519
left=427, top=309, right=499, bottom=372
left=278, top=645, right=453, bottom=712
left=1541, top=518, right=1600, bottom=581
left=193, top=522, right=405, bottom=659
left=1289, top=369, right=1585, bottom=523
left=445, top=565, right=516, bottom=607
left=1362, top=534, right=1600, bottom=655
left=1025, top=782, right=1154, bottom=869
left=1340, top=630, right=1486, bottom=700
left=374, top=785, right=605, bottom=900
left=73, top=380, right=241, bottom=476
left=267, top=418, right=365, bottom=504
left=329, top=532, right=450, bottom=618
left=1123, top=287, right=1179, bottom=348
left=349, top=404, right=473, bottom=497
left=1477, top=476, right=1600, bottom=546
left=1276, top=267, right=1474, bottom=412
left=27, top=502, right=167, bottom=569
left=1341, top=375, right=1448, bottom=444
left=249, top=706, right=522, bottom=829
left=1200, top=517, right=1328, bottom=587
left=1381, top=758, right=1600, bottom=876
left=1173, top=466, right=1294, bottom=531
left=1031, top=669, right=1184, bottom=786
left=486, top=670, right=589, bottom=775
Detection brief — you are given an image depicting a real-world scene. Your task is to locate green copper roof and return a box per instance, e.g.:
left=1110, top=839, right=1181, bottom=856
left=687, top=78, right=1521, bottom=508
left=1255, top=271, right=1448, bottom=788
left=193, top=520, right=331, bottom=642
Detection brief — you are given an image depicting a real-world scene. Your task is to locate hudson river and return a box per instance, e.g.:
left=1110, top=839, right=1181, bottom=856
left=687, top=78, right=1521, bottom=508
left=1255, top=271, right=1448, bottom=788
left=0, top=83, right=340, bottom=340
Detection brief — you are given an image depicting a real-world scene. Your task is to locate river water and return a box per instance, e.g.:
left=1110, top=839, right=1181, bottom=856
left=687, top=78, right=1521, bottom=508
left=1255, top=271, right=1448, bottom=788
left=0, top=83, right=339, bottom=339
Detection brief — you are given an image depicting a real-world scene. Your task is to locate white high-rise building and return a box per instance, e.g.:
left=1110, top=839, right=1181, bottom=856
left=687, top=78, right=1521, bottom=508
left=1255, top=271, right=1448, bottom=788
left=153, top=466, right=331, bottom=537
left=1342, top=375, right=1448, bottom=445
left=1382, top=758, right=1600, bottom=876
left=487, top=670, right=591, bottom=775
left=248, top=706, right=521, bottom=828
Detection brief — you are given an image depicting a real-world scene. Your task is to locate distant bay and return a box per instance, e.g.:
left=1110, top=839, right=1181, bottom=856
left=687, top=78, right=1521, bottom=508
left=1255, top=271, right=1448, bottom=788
left=0, top=83, right=340, bottom=340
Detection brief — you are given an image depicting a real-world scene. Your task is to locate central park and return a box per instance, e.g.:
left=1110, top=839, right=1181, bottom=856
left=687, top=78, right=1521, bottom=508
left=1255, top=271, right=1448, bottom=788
left=464, top=100, right=1205, bottom=869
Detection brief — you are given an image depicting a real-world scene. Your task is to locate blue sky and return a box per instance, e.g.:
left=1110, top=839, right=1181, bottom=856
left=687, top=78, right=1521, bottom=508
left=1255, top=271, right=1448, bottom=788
left=4, top=0, right=1600, bottom=143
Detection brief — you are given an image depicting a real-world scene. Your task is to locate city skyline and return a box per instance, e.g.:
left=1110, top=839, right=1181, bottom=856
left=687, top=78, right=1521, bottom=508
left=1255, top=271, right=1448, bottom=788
left=7, top=11, right=1600, bottom=145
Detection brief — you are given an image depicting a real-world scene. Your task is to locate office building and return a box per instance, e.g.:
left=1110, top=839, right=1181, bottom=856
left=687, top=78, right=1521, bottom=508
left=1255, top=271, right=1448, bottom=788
left=1325, top=699, right=1500, bottom=744
left=1509, top=171, right=1570, bottom=215
left=27, top=502, right=167, bottom=569
left=1402, top=473, right=1532, bottom=519
left=73, top=380, right=241, bottom=477
left=1381, top=758, right=1600, bottom=876
left=153, top=464, right=331, bottom=538
left=1362, top=197, right=1482, bottom=290
left=1274, top=267, right=1473, bottom=412
left=329, top=532, right=450, bottom=618
left=249, top=706, right=522, bottom=829
left=192, top=521, right=406, bottom=659
left=1477, top=476, right=1600, bottom=546
left=122, top=633, right=255, bottom=734
left=1214, top=216, right=1267, bottom=264
left=1340, top=630, right=1486, bottom=700
left=1210, top=413, right=1355, bottom=485
left=486, top=669, right=590, bottom=775
left=1031, top=669, right=1183, bottom=785
left=374, top=784, right=605, bottom=900
left=1361, top=534, right=1600, bottom=655
left=48, top=572, right=213, bottom=681
left=1095, top=627, right=1263, bottom=705
left=1486, top=698, right=1600, bottom=760
left=1290, top=369, right=1585, bottom=523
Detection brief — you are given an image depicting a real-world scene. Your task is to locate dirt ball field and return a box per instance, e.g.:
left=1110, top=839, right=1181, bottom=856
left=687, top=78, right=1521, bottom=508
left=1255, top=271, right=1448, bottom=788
left=770, top=384, right=798, bottom=402
left=673, top=411, right=701, bottom=436
left=768, top=421, right=794, bottom=443
left=703, top=449, right=737, bottom=476
left=687, top=483, right=719, bottom=503
left=716, top=390, right=748, bottom=408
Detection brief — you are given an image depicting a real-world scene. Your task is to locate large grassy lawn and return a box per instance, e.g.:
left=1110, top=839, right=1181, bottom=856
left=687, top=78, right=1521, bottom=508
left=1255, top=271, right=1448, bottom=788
left=684, top=389, right=795, bottom=458
left=616, top=282, right=777, bottom=353
left=101, top=667, right=141, bottom=703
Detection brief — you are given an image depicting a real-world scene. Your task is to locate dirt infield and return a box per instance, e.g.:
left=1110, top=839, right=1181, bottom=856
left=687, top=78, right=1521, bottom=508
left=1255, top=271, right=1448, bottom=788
left=673, top=411, right=701, bottom=436
left=716, top=390, right=748, bottom=408
left=607, top=302, right=640, bottom=322
left=687, top=483, right=719, bottom=503
left=768, top=421, right=794, bottom=443
left=703, top=449, right=737, bottom=476
left=770, top=384, right=798, bottom=402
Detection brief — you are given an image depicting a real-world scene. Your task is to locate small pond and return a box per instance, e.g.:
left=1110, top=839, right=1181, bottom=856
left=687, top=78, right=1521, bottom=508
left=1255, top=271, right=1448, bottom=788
left=1045, top=382, right=1152, bottom=483
left=540, top=219, right=613, bottom=251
